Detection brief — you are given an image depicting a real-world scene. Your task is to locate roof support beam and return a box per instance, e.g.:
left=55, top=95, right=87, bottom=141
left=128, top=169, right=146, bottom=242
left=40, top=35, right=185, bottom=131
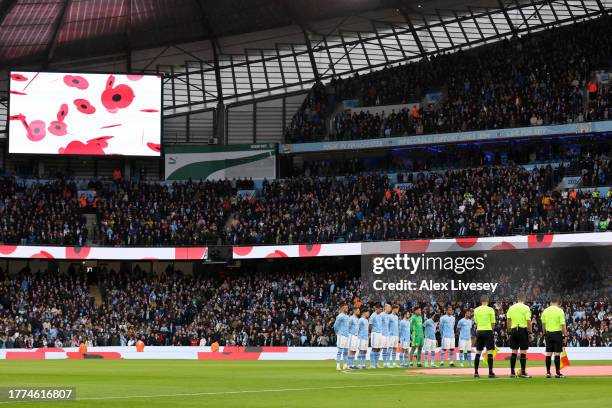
left=497, top=0, right=518, bottom=34
left=396, top=7, right=427, bottom=59
left=273, top=0, right=320, bottom=81
left=302, top=28, right=321, bottom=82
left=436, top=9, right=455, bottom=47
left=514, top=0, right=531, bottom=31
left=529, top=0, right=546, bottom=25
left=194, top=0, right=223, bottom=104
left=44, top=0, right=70, bottom=67
left=594, top=0, right=608, bottom=14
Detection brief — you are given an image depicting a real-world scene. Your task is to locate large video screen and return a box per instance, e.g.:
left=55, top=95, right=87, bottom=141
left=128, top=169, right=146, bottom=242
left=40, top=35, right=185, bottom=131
left=8, top=71, right=162, bottom=156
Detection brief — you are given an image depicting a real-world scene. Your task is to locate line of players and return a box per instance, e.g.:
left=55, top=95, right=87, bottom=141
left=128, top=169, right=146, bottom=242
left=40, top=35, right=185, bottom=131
left=334, top=294, right=568, bottom=378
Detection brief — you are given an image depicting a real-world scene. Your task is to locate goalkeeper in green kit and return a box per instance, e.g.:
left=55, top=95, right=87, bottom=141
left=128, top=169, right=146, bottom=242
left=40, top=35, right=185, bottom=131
left=409, top=306, right=424, bottom=367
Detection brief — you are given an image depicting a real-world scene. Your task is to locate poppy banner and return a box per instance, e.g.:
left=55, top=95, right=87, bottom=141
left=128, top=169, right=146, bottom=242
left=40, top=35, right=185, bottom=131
left=8, top=71, right=162, bottom=156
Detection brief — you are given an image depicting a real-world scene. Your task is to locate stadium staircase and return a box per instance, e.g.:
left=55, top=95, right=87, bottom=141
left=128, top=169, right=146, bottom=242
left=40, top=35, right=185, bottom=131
left=89, top=285, right=103, bottom=307
left=84, top=214, right=97, bottom=245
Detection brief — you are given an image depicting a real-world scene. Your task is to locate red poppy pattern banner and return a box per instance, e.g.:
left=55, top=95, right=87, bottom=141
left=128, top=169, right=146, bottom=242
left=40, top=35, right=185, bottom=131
left=8, top=71, right=162, bottom=156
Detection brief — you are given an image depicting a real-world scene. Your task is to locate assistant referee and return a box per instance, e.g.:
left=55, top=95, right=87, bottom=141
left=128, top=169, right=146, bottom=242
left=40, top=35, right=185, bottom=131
left=507, top=293, right=532, bottom=378
left=541, top=294, right=567, bottom=378
left=473, top=294, right=496, bottom=378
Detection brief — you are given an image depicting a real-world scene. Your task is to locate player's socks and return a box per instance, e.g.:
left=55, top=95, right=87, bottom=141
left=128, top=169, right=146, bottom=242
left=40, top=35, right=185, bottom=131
left=487, top=353, right=494, bottom=375
left=510, top=353, right=517, bottom=374
left=474, top=353, right=480, bottom=374
left=369, top=352, right=377, bottom=368
left=467, top=352, right=472, bottom=366
left=343, top=348, right=349, bottom=369
left=336, top=348, right=343, bottom=366
left=440, top=350, right=445, bottom=366
left=391, top=348, right=397, bottom=367
left=554, top=355, right=561, bottom=375
left=348, top=355, right=354, bottom=368
left=449, top=350, right=454, bottom=365
left=545, top=356, right=552, bottom=374
left=520, top=354, right=527, bottom=374
left=399, top=351, right=404, bottom=366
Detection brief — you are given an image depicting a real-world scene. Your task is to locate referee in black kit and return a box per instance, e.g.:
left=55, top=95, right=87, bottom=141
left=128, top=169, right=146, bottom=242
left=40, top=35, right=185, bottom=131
left=506, top=293, right=532, bottom=378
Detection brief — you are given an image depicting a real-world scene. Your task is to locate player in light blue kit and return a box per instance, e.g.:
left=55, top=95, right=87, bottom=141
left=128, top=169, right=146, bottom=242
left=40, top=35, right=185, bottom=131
left=333, top=303, right=350, bottom=370
left=398, top=310, right=411, bottom=367
left=439, top=306, right=456, bottom=367
left=388, top=305, right=400, bottom=367
left=380, top=304, right=391, bottom=367
left=423, top=313, right=438, bottom=368
left=457, top=310, right=474, bottom=367
left=369, top=304, right=383, bottom=368
left=357, top=309, right=370, bottom=369
left=347, top=306, right=360, bottom=369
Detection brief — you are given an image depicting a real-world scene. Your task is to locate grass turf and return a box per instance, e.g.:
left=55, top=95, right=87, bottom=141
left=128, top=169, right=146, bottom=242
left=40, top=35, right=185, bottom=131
left=0, top=360, right=610, bottom=408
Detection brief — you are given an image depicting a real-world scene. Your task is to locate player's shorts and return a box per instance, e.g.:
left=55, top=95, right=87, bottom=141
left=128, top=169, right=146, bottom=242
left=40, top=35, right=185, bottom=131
left=458, top=338, right=472, bottom=352
left=475, top=330, right=494, bottom=351
left=400, top=339, right=411, bottom=349
left=509, top=327, right=529, bottom=350
left=545, top=331, right=563, bottom=353
left=371, top=332, right=384, bottom=348
left=380, top=335, right=389, bottom=348
left=441, top=337, right=455, bottom=350
left=349, top=335, right=360, bottom=352
left=424, top=338, right=437, bottom=352
left=358, top=338, right=369, bottom=351
left=388, top=336, right=398, bottom=348
left=337, top=335, right=350, bottom=349
left=412, top=334, right=424, bottom=347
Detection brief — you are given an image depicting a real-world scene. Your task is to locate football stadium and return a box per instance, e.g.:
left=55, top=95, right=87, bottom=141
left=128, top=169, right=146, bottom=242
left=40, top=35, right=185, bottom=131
left=0, top=0, right=611, bottom=407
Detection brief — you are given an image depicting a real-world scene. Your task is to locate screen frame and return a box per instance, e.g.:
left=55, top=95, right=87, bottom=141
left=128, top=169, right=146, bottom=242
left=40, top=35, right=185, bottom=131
left=7, top=69, right=164, bottom=158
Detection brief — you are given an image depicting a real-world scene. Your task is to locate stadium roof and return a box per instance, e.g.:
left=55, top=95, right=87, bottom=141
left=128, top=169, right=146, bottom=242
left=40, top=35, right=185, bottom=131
left=0, top=0, right=611, bottom=131
left=0, top=0, right=396, bottom=65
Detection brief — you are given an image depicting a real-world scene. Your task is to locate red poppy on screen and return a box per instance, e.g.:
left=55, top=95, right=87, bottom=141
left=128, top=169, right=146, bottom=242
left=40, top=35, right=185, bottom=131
left=74, top=99, right=96, bottom=114
left=58, top=136, right=113, bottom=155
left=146, top=142, right=161, bottom=153
left=9, top=114, right=26, bottom=122
left=101, top=75, right=135, bottom=113
left=63, top=75, right=89, bottom=90
left=27, top=120, right=46, bottom=141
left=48, top=121, right=67, bottom=136
left=10, top=73, right=28, bottom=81
left=57, top=103, right=69, bottom=121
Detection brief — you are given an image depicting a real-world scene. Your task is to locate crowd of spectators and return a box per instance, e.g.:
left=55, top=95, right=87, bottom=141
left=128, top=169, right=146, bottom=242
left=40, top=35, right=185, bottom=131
left=93, top=179, right=232, bottom=246
left=0, top=261, right=609, bottom=348
left=225, top=159, right=611, bottom=244
left=286, top=15, right=612, bottom=143
left=0, top=178, right=87, bottom=246
left=0, top=147, right=610, bottom=247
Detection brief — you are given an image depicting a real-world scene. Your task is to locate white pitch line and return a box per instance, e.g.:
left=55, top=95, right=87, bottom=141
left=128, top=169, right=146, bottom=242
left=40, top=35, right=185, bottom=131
left=0, top=378, right=485, bottom=404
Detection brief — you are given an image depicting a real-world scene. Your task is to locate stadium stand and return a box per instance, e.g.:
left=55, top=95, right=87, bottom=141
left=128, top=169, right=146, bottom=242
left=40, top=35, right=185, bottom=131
left=286, top=15, right=612, bottom=143
left=1, top=143, right=610, bottom=246
left=0, top=178, right=87, bottom=246
left=0, top=262, right=609, bottom=348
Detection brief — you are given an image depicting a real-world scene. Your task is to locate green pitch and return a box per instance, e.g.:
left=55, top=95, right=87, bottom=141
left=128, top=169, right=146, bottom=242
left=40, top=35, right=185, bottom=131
left=0, top=360, right=610, bottom=408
